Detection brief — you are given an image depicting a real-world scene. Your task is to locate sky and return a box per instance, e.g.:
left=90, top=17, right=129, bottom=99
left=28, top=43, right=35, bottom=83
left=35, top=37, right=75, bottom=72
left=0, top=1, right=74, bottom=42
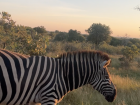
left=0, top=0, right=140, bottom=38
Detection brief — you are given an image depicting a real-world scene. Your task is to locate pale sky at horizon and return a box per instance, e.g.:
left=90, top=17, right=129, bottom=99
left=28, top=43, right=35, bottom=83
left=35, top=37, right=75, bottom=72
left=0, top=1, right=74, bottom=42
left=0, top=0, right=140, bottom=38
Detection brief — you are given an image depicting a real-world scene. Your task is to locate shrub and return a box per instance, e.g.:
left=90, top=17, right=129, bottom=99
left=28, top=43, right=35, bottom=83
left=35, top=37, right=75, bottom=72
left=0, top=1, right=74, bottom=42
left=98, top=41, right=124, bottom=55
left=121, top=45, right=139, bottom=62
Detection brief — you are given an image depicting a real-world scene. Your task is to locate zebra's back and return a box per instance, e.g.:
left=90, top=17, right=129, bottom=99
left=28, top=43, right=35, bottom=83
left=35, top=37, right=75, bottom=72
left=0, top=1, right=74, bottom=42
left=0, top=49, right=58, bottom=105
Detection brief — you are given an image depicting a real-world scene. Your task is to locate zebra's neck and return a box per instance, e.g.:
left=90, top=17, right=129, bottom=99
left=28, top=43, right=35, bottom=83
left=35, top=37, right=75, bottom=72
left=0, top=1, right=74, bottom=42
left=59, top=54, right=95, bottom=92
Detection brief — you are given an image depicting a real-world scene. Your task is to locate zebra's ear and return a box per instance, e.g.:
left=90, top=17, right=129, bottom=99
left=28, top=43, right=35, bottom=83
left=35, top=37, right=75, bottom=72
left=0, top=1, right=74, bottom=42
left=100, top=59, right=111, bottom=68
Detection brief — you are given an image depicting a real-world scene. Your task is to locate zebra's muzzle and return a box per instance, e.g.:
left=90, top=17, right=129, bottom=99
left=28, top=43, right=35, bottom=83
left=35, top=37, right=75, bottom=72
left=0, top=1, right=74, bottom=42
left=105, top=89, right=116, bottom=102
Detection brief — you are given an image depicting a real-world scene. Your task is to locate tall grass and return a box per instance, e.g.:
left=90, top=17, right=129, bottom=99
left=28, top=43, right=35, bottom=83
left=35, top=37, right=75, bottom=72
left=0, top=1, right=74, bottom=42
left=58, top=74, right=140, bottom=105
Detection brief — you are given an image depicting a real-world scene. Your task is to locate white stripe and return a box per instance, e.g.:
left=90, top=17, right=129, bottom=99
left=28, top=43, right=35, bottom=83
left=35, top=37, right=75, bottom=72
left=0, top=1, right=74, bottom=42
left=71, top=55, right=75, bottom=89
left=0, top=82, right=2, bottom=101
left=66, top=55, right=70, bottom=91
left=80, top=54, right=84, bottom=76
left=16, top=56, right=36, bottom=105
left=0, top=57, right=12, bottom=103
left=24, top=56, right=42, bottom=103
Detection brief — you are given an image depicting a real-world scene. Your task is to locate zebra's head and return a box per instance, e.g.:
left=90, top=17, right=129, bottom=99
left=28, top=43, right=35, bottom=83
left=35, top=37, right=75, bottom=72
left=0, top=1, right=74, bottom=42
left=90, top=59, right=116, bottom=102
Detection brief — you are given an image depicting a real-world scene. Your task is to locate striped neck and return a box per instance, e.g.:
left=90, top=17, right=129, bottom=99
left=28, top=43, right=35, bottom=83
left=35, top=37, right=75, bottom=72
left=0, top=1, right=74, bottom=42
left=59, top=53, right=95, bottom=91
left=56, top=51, right=110, bottom=97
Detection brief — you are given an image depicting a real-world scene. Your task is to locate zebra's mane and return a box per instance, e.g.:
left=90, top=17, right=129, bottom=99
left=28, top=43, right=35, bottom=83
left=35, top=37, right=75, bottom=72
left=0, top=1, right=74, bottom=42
left=57, top=50, right=110, bottom=61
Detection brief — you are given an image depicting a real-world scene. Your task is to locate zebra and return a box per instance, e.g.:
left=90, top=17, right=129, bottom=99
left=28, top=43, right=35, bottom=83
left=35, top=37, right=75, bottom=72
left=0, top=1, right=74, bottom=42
left=0, top=49, right=117, bottom=105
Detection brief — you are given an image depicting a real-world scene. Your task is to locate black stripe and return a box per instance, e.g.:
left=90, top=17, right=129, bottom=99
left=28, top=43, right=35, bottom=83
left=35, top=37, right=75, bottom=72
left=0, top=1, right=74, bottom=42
left=84, top=55, right=90, bottom=84
left=73, top=55, right=79, bottom=88
left=68, top=54, right=73, bottom=91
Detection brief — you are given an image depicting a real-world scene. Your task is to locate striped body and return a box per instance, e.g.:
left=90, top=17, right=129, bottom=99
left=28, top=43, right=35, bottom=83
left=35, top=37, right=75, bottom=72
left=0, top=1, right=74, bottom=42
left=0, top=49, right=116, bottom=105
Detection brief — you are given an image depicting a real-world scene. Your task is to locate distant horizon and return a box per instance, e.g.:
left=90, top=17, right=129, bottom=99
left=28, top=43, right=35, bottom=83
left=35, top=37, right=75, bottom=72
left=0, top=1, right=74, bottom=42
left=14, top=21, right=140, bottom=39
left=1, top=0, right=140, bottom=38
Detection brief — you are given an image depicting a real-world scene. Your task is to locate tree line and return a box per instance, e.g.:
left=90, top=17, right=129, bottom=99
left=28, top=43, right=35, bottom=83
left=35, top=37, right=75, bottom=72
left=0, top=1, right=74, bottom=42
left=0, top=11, right=140, bottom=67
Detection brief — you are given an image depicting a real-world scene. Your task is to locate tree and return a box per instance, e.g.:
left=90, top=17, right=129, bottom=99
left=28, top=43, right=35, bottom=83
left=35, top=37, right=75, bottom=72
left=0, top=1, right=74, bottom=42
left=86, top=23, right=112, bottom=45
left=0, top=11, right=49, bottom=55
left=67, top=29, right=85, bottom=42
left=33, top=26, right=47, bottom=34
left=110, top=37, right=122, bottom=46
left=0, top=11, right=16, bottom=49
left=53, top=32, right=68, bottom=41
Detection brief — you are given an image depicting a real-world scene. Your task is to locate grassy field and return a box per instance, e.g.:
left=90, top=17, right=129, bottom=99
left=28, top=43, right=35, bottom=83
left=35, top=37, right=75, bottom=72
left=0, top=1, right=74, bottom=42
left=58, top=73, right=140, bottom=105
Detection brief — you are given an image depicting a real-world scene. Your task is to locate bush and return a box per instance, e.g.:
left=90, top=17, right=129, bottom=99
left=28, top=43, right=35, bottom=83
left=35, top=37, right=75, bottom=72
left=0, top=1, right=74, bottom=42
left=98, top=41, right=124, bottom=55
left=46, top=42, right=95, bottom=54
left=121, top=45, right=139, bottom=62
left=110, top=57, right=121, bottom=69
left=119, top=57, right=131, bottom=68
left=46, top=42, right=64, bottom=53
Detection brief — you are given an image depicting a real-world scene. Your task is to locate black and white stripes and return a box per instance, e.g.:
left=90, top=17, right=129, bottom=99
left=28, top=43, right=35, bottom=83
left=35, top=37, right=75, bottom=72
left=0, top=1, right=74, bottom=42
left=0, top=49, right=116, bottom=105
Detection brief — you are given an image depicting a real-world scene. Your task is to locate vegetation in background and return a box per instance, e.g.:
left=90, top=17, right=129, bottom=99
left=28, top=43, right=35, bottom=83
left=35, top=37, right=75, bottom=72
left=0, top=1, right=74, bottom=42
left=86, top=23, right=112, bottom=45
left=0, top=12, right=49, bottom=55
left=0, top=11, right=140, bottom=105
left=119, top=45, right=139, bottom=68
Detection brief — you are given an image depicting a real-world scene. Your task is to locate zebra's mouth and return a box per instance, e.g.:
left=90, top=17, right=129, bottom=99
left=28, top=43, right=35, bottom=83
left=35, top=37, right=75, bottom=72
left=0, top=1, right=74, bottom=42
left=105, top=95, right=114, bottom=102
left=105, top=89, right=116, bottom=102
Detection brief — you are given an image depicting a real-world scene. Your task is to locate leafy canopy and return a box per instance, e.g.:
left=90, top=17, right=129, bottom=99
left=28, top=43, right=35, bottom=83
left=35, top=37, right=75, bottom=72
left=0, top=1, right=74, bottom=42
left=86, top=23, right=112, bottom=45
